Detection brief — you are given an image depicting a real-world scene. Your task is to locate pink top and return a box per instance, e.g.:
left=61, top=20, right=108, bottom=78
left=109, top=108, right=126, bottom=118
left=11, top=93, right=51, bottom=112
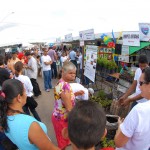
left=53, top=79, right=75, bottom=121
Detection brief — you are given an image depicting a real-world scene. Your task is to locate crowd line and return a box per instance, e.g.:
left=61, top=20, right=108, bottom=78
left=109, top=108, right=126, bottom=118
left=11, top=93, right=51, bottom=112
left=0, top=46, right=150, bottom=150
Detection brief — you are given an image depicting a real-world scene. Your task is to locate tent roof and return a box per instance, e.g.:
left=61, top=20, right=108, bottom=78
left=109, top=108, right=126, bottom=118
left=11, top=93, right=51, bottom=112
left=129, top=42, right=150, bottom=55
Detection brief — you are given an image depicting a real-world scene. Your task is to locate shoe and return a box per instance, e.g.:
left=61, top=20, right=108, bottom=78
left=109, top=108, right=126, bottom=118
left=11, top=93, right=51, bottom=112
left=46, top=89, right=50, bottom=92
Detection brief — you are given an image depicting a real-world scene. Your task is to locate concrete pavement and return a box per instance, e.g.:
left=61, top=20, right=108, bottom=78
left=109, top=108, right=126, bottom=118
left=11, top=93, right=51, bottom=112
left=35, top=76, right=58, bottom=145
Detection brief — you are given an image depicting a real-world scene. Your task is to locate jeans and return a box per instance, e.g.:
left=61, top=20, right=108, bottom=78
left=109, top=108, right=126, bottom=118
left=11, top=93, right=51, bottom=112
left=43, top=70, right=52, bottom=90
left=23, top=97, right=41, bottom=121
left=51, top=62, right=57, bottom=78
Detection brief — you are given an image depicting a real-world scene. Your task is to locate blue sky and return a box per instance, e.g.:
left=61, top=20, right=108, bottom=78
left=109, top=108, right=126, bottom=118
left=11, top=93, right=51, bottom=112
left=0, top=0, right=150, bottom=45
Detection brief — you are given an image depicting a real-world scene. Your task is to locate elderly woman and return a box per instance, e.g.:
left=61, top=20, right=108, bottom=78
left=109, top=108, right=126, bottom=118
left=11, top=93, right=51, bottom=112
left=0, top=79, right=59, bottom=150
left=114, top=67, right=150, bottom=150
left=52, top=61, right=83, bottom=149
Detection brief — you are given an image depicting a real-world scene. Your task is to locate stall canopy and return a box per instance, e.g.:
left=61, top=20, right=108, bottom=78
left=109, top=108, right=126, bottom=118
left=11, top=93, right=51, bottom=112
left=129, top=42, right=150, bottom=55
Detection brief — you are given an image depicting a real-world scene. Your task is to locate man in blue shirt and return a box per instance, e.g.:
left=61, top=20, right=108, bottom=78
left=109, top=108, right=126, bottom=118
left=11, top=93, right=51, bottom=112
left=69, top=48, right=78, bottom=68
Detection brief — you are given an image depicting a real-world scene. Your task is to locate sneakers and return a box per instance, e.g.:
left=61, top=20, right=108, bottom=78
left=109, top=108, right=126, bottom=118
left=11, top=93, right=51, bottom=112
left=46, top=89, right=50, bottom=92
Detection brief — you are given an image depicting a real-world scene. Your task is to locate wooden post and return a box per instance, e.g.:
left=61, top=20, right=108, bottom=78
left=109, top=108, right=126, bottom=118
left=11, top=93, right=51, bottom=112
left=82, top=45, right=85, bottom=84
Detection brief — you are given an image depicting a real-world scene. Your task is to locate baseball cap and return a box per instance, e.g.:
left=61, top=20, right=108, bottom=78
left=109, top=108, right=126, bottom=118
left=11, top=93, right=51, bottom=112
left=88, top=88, right=94, bottom=96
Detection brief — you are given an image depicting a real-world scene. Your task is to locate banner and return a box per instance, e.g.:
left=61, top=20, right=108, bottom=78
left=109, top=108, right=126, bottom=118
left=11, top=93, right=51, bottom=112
left=84, top=45, right=98, bottom=82
left=65, top=33, right=73, bottom=42
left=56, top=37, right=61, bottom=43
left=139, top=23, right=150, bottom=41
left=122, top=31, right=140, bottom=46
left=118, top=56, right=129, bottom=63
left=79, top=29, right=95, bottom=41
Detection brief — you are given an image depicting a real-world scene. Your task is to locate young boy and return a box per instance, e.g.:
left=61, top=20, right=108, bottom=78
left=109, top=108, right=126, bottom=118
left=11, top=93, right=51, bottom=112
left=63, top=101, right=107, bottom=150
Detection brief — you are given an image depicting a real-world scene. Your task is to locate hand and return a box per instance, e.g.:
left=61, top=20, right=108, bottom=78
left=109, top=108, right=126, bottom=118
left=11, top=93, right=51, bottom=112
left=118, top=117, right=124, bottom=126
left=74, top=90, right=85, bottom=96
left=120, top=98, right=131, bottom=107
left=24, top=65, right=28, bottom=69
left=118, top=95, right=127, bottom=105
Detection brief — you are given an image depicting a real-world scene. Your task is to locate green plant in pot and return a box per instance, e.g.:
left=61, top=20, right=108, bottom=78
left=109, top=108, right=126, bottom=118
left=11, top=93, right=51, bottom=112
left=97, top=57, right=104, bottom=71
left=107, top=60, right=118, bottom=74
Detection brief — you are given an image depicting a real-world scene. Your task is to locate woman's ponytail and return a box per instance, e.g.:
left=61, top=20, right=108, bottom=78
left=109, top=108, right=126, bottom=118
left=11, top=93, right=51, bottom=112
left=0, top=94, right=8, bottom=132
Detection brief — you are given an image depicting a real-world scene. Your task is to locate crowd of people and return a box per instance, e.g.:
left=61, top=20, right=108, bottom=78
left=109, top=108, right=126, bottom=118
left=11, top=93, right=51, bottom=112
left=0, top=44, right=150, bottom=150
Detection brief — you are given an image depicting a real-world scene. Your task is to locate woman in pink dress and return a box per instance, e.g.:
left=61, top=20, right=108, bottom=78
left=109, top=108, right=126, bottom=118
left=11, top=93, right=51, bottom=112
left=52, top=61, right=78, bottom=149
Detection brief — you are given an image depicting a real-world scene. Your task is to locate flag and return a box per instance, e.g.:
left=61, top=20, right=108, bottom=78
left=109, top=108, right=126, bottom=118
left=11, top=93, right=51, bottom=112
left=112, top=29, right=116, bottom=43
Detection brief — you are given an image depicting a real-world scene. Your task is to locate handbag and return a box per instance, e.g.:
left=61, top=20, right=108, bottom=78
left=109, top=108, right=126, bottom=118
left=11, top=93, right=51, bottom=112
left=27, top=97, right=38, bottom=109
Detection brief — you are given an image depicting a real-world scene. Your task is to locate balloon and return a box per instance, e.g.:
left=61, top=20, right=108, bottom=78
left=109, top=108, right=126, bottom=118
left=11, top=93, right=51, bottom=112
left=103, top=36, right=109, bottom=42
left=104, top=39, right=112, bottom=45
left=100, top=33, right=107, bottom=40
left=107, top=42, right=115, bottom=48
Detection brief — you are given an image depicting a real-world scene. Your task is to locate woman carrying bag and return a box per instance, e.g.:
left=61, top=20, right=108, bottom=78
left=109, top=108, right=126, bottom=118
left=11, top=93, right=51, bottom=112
left=14, top=61, right=41, bottom=121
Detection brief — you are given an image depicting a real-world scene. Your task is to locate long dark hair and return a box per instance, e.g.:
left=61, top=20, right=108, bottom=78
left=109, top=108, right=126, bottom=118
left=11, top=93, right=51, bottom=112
left=0, top=79, right=24, bottom=132
left=14, top=61, right=23, bottom=77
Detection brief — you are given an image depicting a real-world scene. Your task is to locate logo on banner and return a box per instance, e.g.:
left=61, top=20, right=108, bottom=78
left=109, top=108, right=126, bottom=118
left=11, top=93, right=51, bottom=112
left=141, top=27, right=149, bottom=35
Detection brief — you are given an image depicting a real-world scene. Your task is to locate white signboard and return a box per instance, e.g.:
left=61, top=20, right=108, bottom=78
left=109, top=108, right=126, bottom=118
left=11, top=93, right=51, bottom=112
left=122, top=31, right=140, bottom=46
left=65, top=33, right=73, bottom=42
left=56, top=38, right=61, bottom=43
left=139, top=23, right=150, bottom=41
left=84, top=45, right=98, bottom=82
left=118, top=56, right=129, bottom=63
left=79, top=29, right=95, bottom=41
left=121, top=45, right=129, bottom=55
left=80, top=40, right=84, bottom=46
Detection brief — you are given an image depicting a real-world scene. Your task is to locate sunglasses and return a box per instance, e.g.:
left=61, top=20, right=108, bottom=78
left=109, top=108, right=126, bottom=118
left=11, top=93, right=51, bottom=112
left=139, top=81, right=147, bottom=86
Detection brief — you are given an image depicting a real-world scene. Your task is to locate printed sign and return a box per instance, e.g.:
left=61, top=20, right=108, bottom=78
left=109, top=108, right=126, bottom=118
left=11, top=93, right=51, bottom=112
left=79, top=29, right=95, bottom=41
left=80, top=40, right=84, bottom=46
left=84, top=45, right=98, bottom=82
left=139, top=23, right=150, bottom=41
left=65, top=33, right=73, bottom=42
left=121, top=45, right=129, bottom=55
left=122, top=31, right=140, bottom=46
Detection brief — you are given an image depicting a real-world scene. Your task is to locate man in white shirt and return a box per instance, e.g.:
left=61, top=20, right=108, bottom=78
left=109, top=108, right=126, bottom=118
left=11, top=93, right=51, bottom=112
left=119, top=55, right=149, bottom=108
left=25, top=51, right=41, bottom=97
left=41, top=48, right=52, bottom=92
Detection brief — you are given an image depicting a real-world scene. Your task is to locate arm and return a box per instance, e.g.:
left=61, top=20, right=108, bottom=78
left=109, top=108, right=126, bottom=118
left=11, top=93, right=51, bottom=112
left=114, top=126, right=129, bottom=147
left=44, top=61, right=52, bottom=65
left=44, top=56, right=52, bottom=65
left=54, top=51, right=57, bottom=61
left=118, top=80, right=137, bottom=105
left=115, top=108, right=138, bottom=148
left=29, top=122, right=60, bottom=150
left=74, top=90, right=85, bottom=96
left=123, top=80, right=137, bottom=98
left=27, top=77, right=33, bottom=92
left=60, top=90, right=73, bottom=112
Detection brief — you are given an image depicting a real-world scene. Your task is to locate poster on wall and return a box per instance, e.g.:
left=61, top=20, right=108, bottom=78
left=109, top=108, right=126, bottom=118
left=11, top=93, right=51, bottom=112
left=99, top=47, right=113, bottom=60
left=121, top=45, right=129, bottom=55
left=122, top=31, right=140, bottom=46
left=79, top=29, right=95, bottom=41
left=139, top=23, right=150, bottom=41
left=65, top=33, right=73, bottom=42
left=84, top=45, right=98, bottom=82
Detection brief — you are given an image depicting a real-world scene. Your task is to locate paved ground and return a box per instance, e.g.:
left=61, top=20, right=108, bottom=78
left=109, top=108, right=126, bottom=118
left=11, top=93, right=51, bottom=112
left=35, top=76, right=58, bottom=145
